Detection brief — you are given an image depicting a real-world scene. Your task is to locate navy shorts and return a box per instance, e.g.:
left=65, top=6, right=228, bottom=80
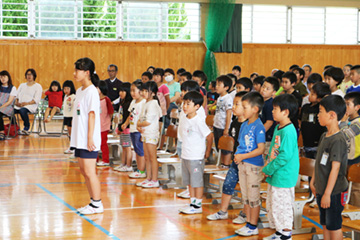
left=316, top=192, right=345, bottom=230
left=213, top=126, right=231, bottom=155
left=74, top=148, right=99, bottom=159
left=130, top=132, right=144, bottom=157
left=63, top=117, right=72, bottom=127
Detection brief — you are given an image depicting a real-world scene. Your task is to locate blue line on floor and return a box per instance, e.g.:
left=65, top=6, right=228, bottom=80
left=36, top=183, right=120, bottom=240
left=215, top=234, right=238, bottom=240
left=302, top=215, right=323, bottom=229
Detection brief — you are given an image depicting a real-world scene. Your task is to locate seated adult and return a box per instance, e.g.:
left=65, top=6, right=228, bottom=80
left=0, top=71, right=17, bottom=140
left=14, top=69, right=42, bottom=135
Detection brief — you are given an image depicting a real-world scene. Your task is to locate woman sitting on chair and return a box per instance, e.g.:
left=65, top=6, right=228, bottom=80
left=14, top=69, right=42, bottom=135
left=0, top=71, right=17, bottom=140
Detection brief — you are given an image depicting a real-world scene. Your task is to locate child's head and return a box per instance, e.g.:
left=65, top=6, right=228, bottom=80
left=324, top=67, right=344, bottom=90
left=272, top=94, right=299, bottom=121
left=227, top=73, right=237, bottom=89
left=273, top=70, right=285, bottom=82
left=131, top=79, right=143, bottom=100
left=141, top=80, right=158, bottom=101
left=209, top=81, right=216, bottom=92
left=177, top=68, right=186, bottom=81
left=179, top=71, right=192, bottom=84
left=182, top=91, right=203, bottom=115
left=49, top=80, right=61, bottom=92
left=323, top=65, right=334, bottom=71
left=281, top=71, right=297, bottom=92
left=98, top=80, right=108, bottom=96
left=119, top=82, right=132, bottom=103
left=192, top=70, right=207, bottom=87
left=74, top=57, right=96, bottom=85
left=0, top=70, right=13, bottom=87
left=232, top=65, right=241, bottom=78
left=343, top=64, right=352, bottom=79
left=241, top=92, right=264, bottom=119
left=309, top=82, right=331, bottom=104
left=164, top=68, right=175, bottom=83
left=350, top=65, right=360, bottom=84
left=292, top=67, right=305, bottom=83
left=216, top=75, right=233, bottom=95
left=62, top=80, right=76, bottom=96
left=319, top=95, right=346, bottom=126
left=253, top=75, right=265, bottom=92
left=141, top=71, right=153, bottom=83
left=302, top=64, right=312, bottom=79
left=289, top=64, right=299, bottom=71
left=307, top=73, right=323, bottom=92
left=250, top=72, right=259, bottom=82
left=236, top=77, right=253, bottom=92
left=261, top=76, right=279, bottom=100
left=344, top=92, right=360, bottom=118
left=147, top=66, right=155, bottom=74
left=233, top=91, right=247, bottom=117
left=153, top=68, right=164, bottom=83
left=180, top=80, right=200, bottom=97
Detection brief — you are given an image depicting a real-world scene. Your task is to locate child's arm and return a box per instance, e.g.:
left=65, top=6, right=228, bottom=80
left=340, top=121, right=360, bottom=141
left=205, top=132, right=214, bottom=159
left=165, top=94, right=170, bottom=110
left=87, top=111, right=96, bottom=152
left=263, top=120, right=274, bottom=132
left=310, top=170, right=316, bottom=197
left=170, top=92, right=180, bottom=103
left=223, top=109, right=232, bottom=136
left=321, top=161, right=341, bottom=209
left=234, top=142, right=265, bottom=164
left=121, top=116, right=130, bottom=131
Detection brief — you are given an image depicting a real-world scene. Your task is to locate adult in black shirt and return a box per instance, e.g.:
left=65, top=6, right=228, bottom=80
left=105, top=64, right=122, bottom=111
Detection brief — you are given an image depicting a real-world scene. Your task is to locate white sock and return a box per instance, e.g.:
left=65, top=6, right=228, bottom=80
left=190, top=197, right=196, bottom=205
left=281, top=230, right=292, bottom=237
left=91, top=199, right=102, bottom=208
left=195, top=198, right=202, bottom=207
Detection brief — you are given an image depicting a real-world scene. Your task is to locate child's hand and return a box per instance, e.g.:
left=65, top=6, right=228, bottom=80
left=121, top=124, right=127, bottom=131
left=234, top=154, right=244, bottom=164
left=223, top=129, right=229, bottom=136
left=310, top=182, right=316, bottom=197
left=87, top=138, right=96, bottom=152
left=115, top=128, right=121, bottom=135
left=137, top=126, right=144, bottom=133
left=321, top=193, right=331, bottom=209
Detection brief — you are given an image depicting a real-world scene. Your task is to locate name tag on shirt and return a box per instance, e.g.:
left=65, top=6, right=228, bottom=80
left=309, top=114, right=314, bottom=123
left=113, top=88, right=117, bottom=91
left=320, top=152, right=329, bottom=165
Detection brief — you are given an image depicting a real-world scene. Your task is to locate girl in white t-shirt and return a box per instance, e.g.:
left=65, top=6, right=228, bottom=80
left=136, top=81, right=162, bottom=188
left=62, top=80, right=76, bottom=154
left=70, top=57, right=102, bottom=215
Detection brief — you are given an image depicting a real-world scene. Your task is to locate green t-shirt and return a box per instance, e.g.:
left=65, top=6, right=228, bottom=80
left=166, top=81, right=181, bottom=99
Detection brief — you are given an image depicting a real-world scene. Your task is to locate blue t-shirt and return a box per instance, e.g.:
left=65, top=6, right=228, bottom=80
left=346, top=85, right=360, bottom=94
left=235, top=118, right=266, bottom=166
left=166, top=82, right=181, bottom=99
left=260, top=98, right=276, bottom=142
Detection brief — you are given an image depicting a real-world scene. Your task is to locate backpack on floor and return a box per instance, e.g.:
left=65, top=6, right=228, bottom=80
left=4, top=124, right=19, bottom=137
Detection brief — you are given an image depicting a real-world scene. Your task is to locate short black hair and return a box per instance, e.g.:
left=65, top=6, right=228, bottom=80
left=180, top=71, right=192, bottom=80
left=147, top=66, right=155, bottom=72
left=282, top=71, right=297, bottom=84
left=227, top=73, right=237, bottom=83
left=98, top=80, right=108, bottom=96
left=302, top=64, right=312, bottom=72
left=183, top=91, right=204, bottom=107
left=210, top=81, right=216, bottom=89
left=350, top=65, right=360, bottom=74
left=320, top=95, right=346, bottom=121
left=344, top=92, right=360, bottom=106
left=324, top=67, right=344, bottom=86
left=250, top=72, right=259, bottom=78
left=345, top=64, right=353, bottom=69
left=273, top=70, right=285, bottom=81
left=307, top=73, right=323, bottom=84
left=119, top=82, right=132, bottom=103
left=164, top=68, right=175, bottom=76
left=253, top=75, right=265, bottom=86
left=216, top=75, right=233, bottom=92
left=177, top=68, right=186, bottom=75
left=324, top=65, right=334, bottom=71
left=273, top=94, right=299, bottom=119
left=193, top=70, right=207, bottom=84
left=232, top=65, right=241, bottom=72
left=235, top=91, right=248, bottom=98
left=132, top=79, right=143, bottom=90
left=293, top=67, right=305, bottom=80
left=311, top=82, right=331, bottom=99
left=153, top=68, right=164, bottom=77
left=264, top=76, right=280, bottom=92
left=180, top=80, right=200, bottom=92
left=241, top=92, right=264, bottom=113
left=236, top=77, right=253, bottom=91
left=25, top=68, right=37, bottom=81
left=142, top=71, right=153, bottom=80
left=289, top=64, right=299, bottom=71
left=108, top=64, right=118, bottom=72
left=62, top=80, right=76, bottom=95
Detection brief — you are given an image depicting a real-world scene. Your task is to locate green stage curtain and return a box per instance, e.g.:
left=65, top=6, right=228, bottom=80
left=203, top=0, right=235, bottom=88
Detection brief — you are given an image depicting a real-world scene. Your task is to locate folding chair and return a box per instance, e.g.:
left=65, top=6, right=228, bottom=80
left=157, top=124, right=178, bottom=158
left=5, top=108, right=19, bottom=139
left=342, top=163, right=360, bottom=220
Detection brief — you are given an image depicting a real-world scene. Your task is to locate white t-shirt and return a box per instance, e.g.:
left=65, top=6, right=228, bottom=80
left=128, top=99, right=146, bottom=133
left=15, top=82, right=42, bottom=113
left=63, top=94, right=76, bottom=117
left=214, top=93, right=233, bottom=129
left=229, top=89, right=237, bottom=100
left=180, top=114, right=211, bottom=160
left=177, top=103, right=206, bottom=141
left=332, top=89, right=345, bottom=98
left=70, top=85, right=101, bottom=151
left=139, top=100, right=162, bottom=138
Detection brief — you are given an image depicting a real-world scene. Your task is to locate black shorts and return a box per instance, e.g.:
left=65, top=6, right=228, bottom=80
left=73, top=148, right=98, bottom=159
left=316, top=192, right=346, bottom=230
left=63, top=117, right=72, bottom=127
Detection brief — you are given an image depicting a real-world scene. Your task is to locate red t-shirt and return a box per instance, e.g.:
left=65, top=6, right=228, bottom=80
left=45, top=91, right=63, bottom=108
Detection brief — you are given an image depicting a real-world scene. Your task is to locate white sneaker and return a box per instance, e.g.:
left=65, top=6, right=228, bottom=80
left=232, top=215, right=247, bottom=224
left=207, top=211, right=228, bottom=220
left=96, top=161, right=110, bottom=167
left=115, top=165, right=133, bottom=172
left=178, top=204, right=191, bottom=213
left=177, top=189, right=190, bottom=199
left=64, top=148, right=74, bottom=154
left=235, top=225, right=259, bottom=236
left=128, top=171, right=146, bottom=178
left=136, top=179, right=150, bottom=187
left=263, top=232, right=286, bottom=240
left=79, top=204, right=104, bottom=215
left=180, top=205, right=202, bottom=214
left=77, top=204, right=88, bottom=212
left=113, top=165, right=124, bottom=171
left=142, top=180, right=160, bottom=188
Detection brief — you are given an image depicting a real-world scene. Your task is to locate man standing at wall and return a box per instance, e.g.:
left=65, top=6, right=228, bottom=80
left=105, top=64, right=122, bottom=112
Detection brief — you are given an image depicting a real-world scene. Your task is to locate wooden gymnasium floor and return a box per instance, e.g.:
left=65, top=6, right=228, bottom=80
left=0, top=121, right=355, bottom=239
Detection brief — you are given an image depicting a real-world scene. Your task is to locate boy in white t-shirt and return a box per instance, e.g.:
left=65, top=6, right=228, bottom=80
left=178, top=91, right=213, bottom=214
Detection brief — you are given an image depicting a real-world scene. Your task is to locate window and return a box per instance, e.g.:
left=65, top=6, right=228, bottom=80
left=1, top=0, right=28, bottom=37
